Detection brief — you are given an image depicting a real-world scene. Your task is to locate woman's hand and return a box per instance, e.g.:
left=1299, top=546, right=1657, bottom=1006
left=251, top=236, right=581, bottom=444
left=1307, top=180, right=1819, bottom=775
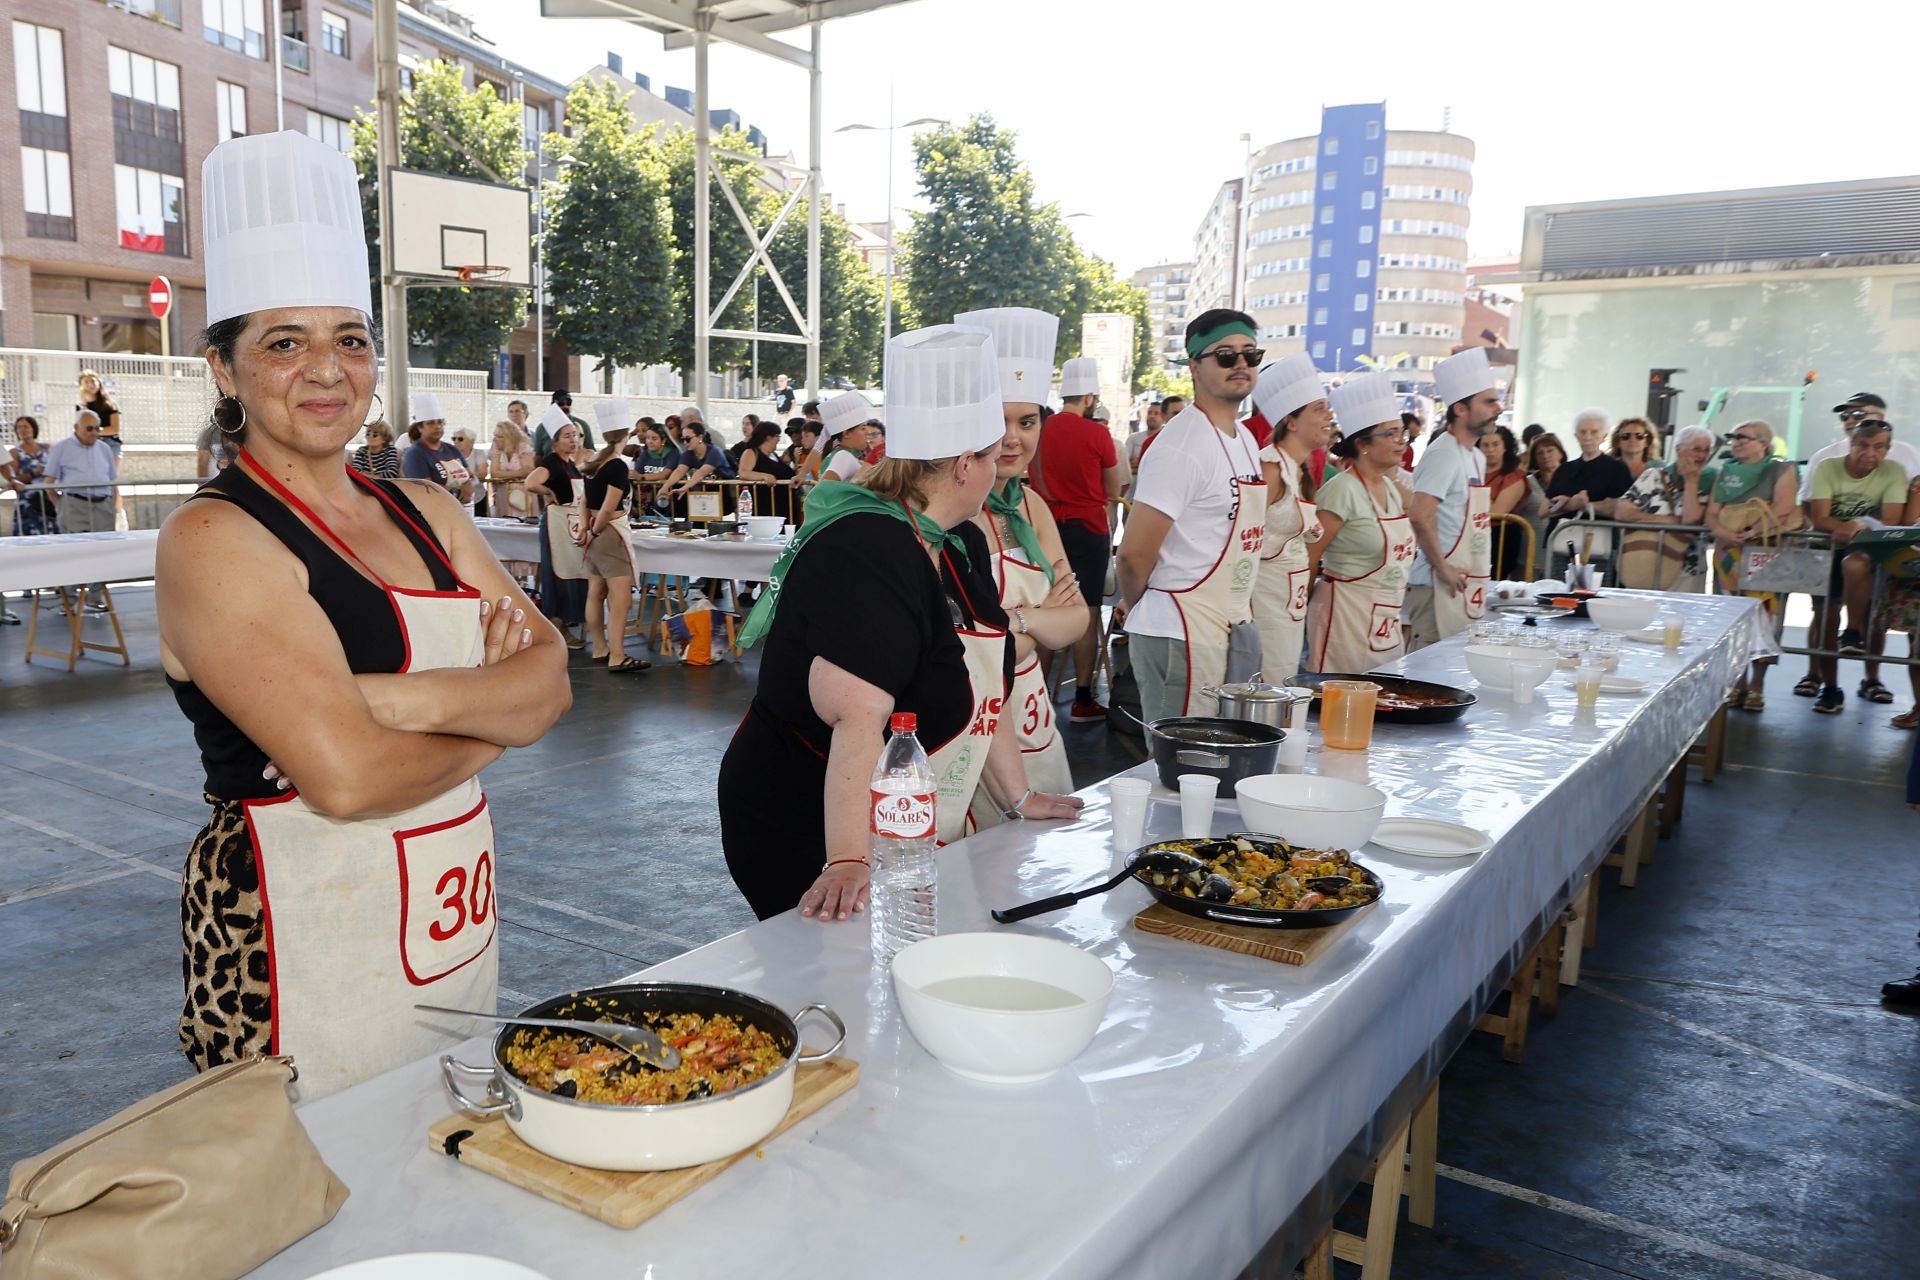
left=262, top=761, right=293, bottom=792
left=480, top=595, right=533, bottom=666
left=1041, top=561, right=1084, bottom=609
left=799, top=860, right=870, bottom=922
left=1017, top=792, right=1085, bottom=821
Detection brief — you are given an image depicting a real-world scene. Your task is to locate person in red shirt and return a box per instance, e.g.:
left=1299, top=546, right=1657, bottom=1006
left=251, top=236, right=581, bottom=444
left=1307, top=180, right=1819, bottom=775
left=1037, top=356, right=1130, bottom=721
left=1400, top=410, right=1425, bottom=471
left=862, top=422, right=886, bottom=466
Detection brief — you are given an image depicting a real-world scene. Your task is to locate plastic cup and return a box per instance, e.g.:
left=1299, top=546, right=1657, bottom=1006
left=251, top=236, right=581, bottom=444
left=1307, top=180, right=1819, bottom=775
left=1661, top=611, right=1684, bottom=651
left=1590, top=634, right=1622, bottom=672
left=1176, top=773, right=1219, bottom=838
left=1574, top=663, right=1604, bottom=711
left=1108, top=777, right=1151, bottom=848
left=1319, top=679, right=1381, bottom=751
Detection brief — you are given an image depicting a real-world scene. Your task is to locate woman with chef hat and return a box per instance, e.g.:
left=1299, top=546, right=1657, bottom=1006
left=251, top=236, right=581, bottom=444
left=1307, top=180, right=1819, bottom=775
left=154, top=132, right=572, bottom=1098
left=815, top=391, right=879, bottom=484
left=1305, top=372, right=1417, bottom=673
left=721, top=326, right=1082, bottom=923
left=955, top=307, right=1089, bottom=815
left=1248, top=353, right=1334, bottom=679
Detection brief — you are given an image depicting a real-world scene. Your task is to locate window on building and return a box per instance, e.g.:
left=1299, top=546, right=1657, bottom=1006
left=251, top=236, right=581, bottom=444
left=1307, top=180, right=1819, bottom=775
left=1318, top=242, right=1331, bottom=259
left=1353, top=294, right=1368, bottom=312
left=1356, top=260, right=1371, bottom=278
left=203, top=0, right=267, bottom=58
left=1359, top=225, right=1374, bottom=245
left=1315, top=273, right=1329, bottom=293
left=109, top=45, right=183, bottom=146
left=321, top=10, right=348, bottom=57
left=306, top=109, right=352, bottom=152
left=1360, top=191, right=1376, bottom=211
left=114, top=162, right=186, bottom=255
left=1363, top=157, right=1378, bottom=176
left=20, top=145, right=74, bottom=239
left=1313, top=308, right=1328, bottom=326
left=1317, top=207, right=1332, bottom=226
left=1366, top=121, right=1381, bottom=140
left=1352, top=328, right=1367, bottom=348
left=1324, top=137, right=1339, bottom=156
left=1321, top=172, right=1336, bottom=191
left=13, top=21, right=66, bottom=116
left=1312, top=341, right=1326, bottom=360
left=216, top=80, right=247, bottom=141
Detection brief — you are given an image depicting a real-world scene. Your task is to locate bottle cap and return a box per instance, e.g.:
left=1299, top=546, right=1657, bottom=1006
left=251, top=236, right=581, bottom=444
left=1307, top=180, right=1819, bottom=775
left=889, top=712, right=917, bottom=734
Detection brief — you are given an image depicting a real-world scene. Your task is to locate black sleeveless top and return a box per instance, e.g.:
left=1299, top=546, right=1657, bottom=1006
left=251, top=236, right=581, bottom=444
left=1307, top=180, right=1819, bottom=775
left=167, top=464, right=460, bottom=801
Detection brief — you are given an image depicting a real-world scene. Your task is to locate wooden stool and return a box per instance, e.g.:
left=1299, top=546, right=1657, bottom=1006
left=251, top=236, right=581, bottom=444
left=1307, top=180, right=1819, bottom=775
left=24, top=585, right=130, bottom=671
left=1299, top=1085, right=1439, bottom=1280
left=1657, top=755, right=1688, bottom=839
left=1685, top=704, right=1728, bottom=782
left=1559, top=874, right=1599, bottom=988
left=1474, top=919, right=1570, bottom=1063
left=1603, top=798, right=1657, bottom=888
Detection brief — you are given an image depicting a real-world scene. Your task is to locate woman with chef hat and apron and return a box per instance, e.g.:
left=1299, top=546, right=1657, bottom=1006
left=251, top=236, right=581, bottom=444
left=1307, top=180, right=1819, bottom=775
left=721, top=326, right=1082, bottom=924
left=955, top=307, right=1089, bottom=818
left=154, top=132, right=572, bottom=1099
left=1306, top=373, right=1417, bottom=673
left=1248, top=352, right=1334, bottom=680
left=816, top=392, right=879, bottom=484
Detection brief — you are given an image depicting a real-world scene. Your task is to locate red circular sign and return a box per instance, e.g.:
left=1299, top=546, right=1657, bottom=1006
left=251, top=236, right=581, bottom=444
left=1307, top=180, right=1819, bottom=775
left=147, top=275, right=172, bottom=320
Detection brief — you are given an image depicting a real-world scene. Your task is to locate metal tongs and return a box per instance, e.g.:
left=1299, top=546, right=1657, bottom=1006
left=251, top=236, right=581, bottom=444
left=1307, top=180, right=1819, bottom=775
left=415, top=1003, right=682, bottom=1070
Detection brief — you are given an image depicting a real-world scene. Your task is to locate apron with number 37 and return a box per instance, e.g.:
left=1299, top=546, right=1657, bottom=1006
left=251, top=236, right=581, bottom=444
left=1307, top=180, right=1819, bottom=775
left=1308, top=480, right=1416, bottom=674
left=242, top=464, right=497, bottom=1101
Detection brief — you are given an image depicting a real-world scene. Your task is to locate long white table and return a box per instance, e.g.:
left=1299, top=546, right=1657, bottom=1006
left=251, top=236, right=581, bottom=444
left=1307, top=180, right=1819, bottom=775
left=245, top=592, right=1764, bottom=1280
left=0, top=530, right=160, bottom=593
left=473, top=517, right=785, bottom=582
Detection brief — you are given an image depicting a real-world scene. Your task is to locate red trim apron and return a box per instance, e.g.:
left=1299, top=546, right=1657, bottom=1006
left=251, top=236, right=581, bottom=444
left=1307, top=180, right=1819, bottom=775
left=1432, top=479, right=1491, bottom=638
left=970, top=496, right=1071, bottom=828
left=238, top=456, right=497, bottom=1101
left=1251, top=447, right=1319, bottom=681
left=1307, top=477, right=1415, bottom=674
left=1138, top=428, right=1268, bottom=717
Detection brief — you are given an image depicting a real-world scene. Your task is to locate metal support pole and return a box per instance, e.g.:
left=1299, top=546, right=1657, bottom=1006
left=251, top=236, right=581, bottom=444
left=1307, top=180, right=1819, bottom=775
left=693, top=26, right=711, bottom=419
left=881, top=85, right=894, bottom=348
left=534, top=128, right=545, bottom=394
left=805, top=22, right=822, bottom=398
left=373, top=0, right=408, bottom=429
left=270, top=0, right=285, bottom=130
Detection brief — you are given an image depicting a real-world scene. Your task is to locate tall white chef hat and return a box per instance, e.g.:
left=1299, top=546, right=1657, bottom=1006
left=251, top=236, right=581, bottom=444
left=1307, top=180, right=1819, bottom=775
left=820, top=390, right=879, bottom=439
left=1253, top=352, right=1326, bottom=425
left=953, top=307, right=1060, bottom=407
left=1059, top=356, right=1101, bottom=399
left=409, top=391, right=445, bottom=424
left=882, top=325, right=1003, bottom=460
left=1433, top=346, right=1497, bottom=408
left=591, top=398, right=630, bottom=434
left=1328, top=373, right=1401, bottom=438
left=202, top=131, right=374, bottom=326
left=537, top=404, right=573, bottom=437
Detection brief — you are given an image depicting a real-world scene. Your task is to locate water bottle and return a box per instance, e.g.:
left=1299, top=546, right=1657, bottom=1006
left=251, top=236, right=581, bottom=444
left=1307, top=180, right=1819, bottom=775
left=738, top=485, right=753, bottom=520
left=869, top=712, right=938, bottom=963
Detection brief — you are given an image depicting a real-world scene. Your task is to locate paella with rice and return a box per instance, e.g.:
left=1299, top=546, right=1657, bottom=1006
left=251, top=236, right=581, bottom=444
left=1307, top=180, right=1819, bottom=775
left=504, top=1010, right=786, bottom=1106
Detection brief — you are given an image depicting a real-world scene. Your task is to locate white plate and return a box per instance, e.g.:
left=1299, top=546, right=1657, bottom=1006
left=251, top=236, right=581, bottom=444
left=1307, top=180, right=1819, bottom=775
left=307, top=1257, right=551, bottom=1280
left=1564, top=672, right=1648, bottom=695
left=1369, top=818, right=1492, bottom=858
left=1622, top=627, right=1666, bottom=645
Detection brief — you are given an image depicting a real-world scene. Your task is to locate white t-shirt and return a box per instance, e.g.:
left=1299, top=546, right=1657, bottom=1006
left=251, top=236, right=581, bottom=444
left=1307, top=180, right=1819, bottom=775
left=1126, top=406, right=1264, bottom=640
left=1407, top=431, right=1485, bottom=587
left=823, top=444, right=864, bottom=481
left=1797, top=436, right=1920, bottom=502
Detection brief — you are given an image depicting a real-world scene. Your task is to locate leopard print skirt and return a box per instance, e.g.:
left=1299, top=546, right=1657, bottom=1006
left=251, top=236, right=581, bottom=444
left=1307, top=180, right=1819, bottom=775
left=179, top=797, right=273, bottom=1070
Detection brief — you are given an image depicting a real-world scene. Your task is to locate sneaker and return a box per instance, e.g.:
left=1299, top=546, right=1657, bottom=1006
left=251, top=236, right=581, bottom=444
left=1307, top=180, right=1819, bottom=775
left=1883, top=973, right=1920, bottom=1010
left=1837, top=628, right=1867, bottom=655
left=1069, top=695, right=1108, bottom=723
left=1813, top=685, right=1845, bottom=715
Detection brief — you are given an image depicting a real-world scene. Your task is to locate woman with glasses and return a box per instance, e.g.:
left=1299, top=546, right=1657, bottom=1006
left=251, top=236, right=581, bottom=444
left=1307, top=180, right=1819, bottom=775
left=1704, top=420, right=1800, bottom=710
left=1614, top=423, right=1717, bottom=591
left=1478, top=425, right=1539, bottom=580
left=1608, top=417, right=1662, bottom=482
left=1249, top=354, right=1333, bottom=680
left=1306, top=374, right=1416, bottom=673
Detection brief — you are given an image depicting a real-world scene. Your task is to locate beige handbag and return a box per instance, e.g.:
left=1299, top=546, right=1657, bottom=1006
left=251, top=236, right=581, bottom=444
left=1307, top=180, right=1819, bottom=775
left=0, top=1056, right=347, bottom=1280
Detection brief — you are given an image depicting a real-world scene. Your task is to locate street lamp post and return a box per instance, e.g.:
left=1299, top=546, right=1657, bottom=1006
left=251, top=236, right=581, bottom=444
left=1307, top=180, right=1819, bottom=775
left=835, top=91, right=944, bottom=349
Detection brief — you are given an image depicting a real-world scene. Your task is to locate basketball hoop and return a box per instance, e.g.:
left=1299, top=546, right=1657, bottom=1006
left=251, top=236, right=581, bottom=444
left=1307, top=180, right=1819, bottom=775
left=456, top=264, right=510, bottom=283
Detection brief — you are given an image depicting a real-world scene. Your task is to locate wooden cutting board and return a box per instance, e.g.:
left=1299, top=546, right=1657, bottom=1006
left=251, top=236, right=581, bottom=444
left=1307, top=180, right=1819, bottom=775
left=425, top=1057, right=859, bottom=1229
left=1133, top=902, right=1349, bottom=965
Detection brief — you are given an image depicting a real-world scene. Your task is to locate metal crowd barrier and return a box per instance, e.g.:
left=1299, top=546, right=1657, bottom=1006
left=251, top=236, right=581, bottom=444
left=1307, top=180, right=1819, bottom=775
left=0, top=477, right=203, bottom=538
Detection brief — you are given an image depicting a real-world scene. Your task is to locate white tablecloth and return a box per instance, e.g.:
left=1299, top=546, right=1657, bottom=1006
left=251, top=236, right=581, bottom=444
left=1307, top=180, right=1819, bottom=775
left=245, top=592, right=1764, bottom=1280
left=0, top=530, right=159, bottom=592
left=473, top=518, right=784, bottom=582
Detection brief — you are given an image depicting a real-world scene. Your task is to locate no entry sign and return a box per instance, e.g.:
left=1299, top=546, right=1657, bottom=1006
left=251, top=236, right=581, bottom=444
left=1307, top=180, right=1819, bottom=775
left=148, top=275, right=173, bottom=320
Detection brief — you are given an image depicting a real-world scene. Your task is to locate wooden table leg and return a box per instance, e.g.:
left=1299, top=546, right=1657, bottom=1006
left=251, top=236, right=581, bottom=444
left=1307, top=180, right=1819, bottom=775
left=1406, top=1085, right=1438, bottom=1229
left=1658, top=755, right=1687, bottom=838
left=1332, top=1116, right=1413, bottom=1279
left=1536, top=916, right=1566, bottom=1017
left=1559, top=875, right=1591, bottom=987
left=1701, top=704, right=1728, bottom=782
left=1300, top=1229, right=1333, bottom=1280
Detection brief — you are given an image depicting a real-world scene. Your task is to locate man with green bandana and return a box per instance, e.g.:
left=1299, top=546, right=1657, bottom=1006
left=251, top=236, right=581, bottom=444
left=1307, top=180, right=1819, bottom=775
left=1116, top=308, right=1270, bottom=726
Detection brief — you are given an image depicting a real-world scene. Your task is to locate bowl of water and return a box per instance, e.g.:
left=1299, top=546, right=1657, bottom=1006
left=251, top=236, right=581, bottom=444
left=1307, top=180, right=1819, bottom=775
left=891, top=932, right=1113, bottom=1083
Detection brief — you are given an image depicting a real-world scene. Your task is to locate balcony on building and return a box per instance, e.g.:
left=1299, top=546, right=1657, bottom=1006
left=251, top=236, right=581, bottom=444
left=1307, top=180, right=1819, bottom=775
left=102, top=0, right=184, bottom=29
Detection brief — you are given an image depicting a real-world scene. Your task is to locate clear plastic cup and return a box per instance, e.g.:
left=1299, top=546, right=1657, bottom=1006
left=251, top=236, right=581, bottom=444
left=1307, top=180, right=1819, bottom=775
left=1661, top=611, right=1684, bottom=651
left=1574, top=663, right=1604, bottom=711
left=1320, top=679, right=1381, bottom=751
left=1176, top=774, right=1219, bottom=838
left=1108, top=776, right=1151, bottom=849
left=1590, top=633, right=1622, bottom=672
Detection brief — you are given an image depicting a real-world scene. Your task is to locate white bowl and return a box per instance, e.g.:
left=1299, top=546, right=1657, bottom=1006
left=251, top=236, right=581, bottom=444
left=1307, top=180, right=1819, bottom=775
left=1585, top=596, right=1661, bottom=633
left=307, top=1257, right=551, bottom=1280
left=892, top=932, right=1112, bottom=1084
left=742, top=515, right=787, bottom=539
left=1233, top=774, right=1387, bottom=850
left=1464, top=644, right=1558, bottom=696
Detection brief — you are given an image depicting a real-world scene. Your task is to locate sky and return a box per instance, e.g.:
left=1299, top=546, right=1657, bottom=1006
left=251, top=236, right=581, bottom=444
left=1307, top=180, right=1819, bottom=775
left=456, top=0, right=1920, bottom=277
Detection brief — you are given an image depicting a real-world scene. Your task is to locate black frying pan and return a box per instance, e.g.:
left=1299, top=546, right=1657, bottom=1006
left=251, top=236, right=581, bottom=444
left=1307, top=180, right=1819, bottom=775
left=1285, top=673, right=1477, bottom=725
left=1128, top=834, right=1383, bottom=930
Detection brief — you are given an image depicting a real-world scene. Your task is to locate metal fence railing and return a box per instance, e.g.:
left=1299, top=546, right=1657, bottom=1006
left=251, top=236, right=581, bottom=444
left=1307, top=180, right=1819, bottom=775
left=0, top=478, right=201, bottom=540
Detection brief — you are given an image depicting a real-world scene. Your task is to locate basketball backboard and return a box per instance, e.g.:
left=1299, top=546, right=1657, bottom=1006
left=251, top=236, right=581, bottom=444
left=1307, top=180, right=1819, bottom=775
left=389, top=168, right=533, bottom=288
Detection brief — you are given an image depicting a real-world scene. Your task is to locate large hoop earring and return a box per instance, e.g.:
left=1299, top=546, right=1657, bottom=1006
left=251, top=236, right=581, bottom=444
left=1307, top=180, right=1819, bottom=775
left=212, top=396, right=247, bottom=437
left=364, top=392, right=384, bottom=425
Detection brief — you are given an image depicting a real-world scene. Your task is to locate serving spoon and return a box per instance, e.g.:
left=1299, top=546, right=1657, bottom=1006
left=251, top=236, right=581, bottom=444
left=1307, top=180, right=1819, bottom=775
left=414, top=1004, right=681, bottom=1071
left=991, top=850, right=1211, bottom=924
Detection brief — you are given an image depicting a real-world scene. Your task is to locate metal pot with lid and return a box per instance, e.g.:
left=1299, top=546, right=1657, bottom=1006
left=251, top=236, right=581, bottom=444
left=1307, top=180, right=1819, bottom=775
left=1203, top=674, right=1312, bottom=729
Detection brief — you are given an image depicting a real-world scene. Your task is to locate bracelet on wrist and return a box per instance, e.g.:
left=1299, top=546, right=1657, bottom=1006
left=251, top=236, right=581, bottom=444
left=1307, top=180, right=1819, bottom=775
left=1002, top=788, right=1035, bottom=821
left=825, top=857, right=870, bottom=870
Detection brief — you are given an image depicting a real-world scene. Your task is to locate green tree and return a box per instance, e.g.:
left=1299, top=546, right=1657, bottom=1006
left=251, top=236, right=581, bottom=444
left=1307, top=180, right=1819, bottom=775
left=1138, top=366, right=1193, bottom=402
left=765, top=201, right=886, bottom=386
left=657, top=125, right=776, bottom=375
left=542, top=78, right=676, bottom=391
left=897, top=114, right=1080, bottom=329
left=350, top=60, right=529, bottom=375
left=1057, top=251, right=1155, bottom=388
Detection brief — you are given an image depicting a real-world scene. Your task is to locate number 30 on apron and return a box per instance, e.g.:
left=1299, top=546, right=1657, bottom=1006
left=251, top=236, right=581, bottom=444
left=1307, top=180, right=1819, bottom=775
left=241, top=462, right=498, bottom=1101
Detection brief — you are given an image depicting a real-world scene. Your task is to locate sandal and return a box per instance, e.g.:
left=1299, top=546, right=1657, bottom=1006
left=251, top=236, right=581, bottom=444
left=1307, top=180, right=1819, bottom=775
left=1792, top=674, right=1821, bottom=698
left=606, top=656, right=651, bottom=673
left=1858, top=678, right=1895, bottom=704
left=1743, top=690, right=1766, bottom=712
left=1893, top=709, right=1920, bottom=731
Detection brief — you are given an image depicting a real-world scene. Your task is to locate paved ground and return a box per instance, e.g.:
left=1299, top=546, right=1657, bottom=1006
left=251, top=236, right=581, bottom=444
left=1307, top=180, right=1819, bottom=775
left=2, top=588, right=1916, bottom=1279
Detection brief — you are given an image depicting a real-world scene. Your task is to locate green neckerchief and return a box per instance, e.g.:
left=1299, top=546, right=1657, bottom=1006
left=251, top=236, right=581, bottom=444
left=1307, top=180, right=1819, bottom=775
left=985, top=478, right=1054, bottom=583
left=738, top=485, right=970, bottom=649
left=819, top=444, right=865, bottom=480
left=1711, top=458, right=1779, bottom=505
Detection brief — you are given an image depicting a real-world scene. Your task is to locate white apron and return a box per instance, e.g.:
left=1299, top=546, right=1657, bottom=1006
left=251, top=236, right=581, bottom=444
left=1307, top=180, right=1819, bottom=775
left=1250, top=449, right=1320, bottom=681
left=1307, top=478, right=1416, bottom=674
left=241, top=463, right=497, bottom=1101
left=1138, top=430, right=1268, bottom=717
left=907, top=517, right=1010, bottom=846
left=970, top=499, right=1072, bottom=829
left=1431, top=480, right=1491, bottom=639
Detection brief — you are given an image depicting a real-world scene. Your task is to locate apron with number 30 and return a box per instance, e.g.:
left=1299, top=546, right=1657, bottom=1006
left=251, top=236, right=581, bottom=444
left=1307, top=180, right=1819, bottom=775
left=983, top=501, right=1072, bottom=797
left=1432, top=479, right=1491, bottom=639
left=242, top=465, right=497, bottom=1101
left=911, top=517, right=1010, bottom=846
left=1308, top=480, right=1416, bottom=674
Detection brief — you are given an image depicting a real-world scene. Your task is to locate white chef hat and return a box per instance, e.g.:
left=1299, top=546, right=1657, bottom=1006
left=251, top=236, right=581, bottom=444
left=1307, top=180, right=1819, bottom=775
left=953, top=307, right=1060, bottom=406
left=1329, top=373, right=1400, bottom=438
left=820, top=390, right=879, bottom=439
left=1433, top=347, right=1497, bottom=408
left=882, top=325, right=1003, bottom=460
left=1254, top=352, right=1326, bottom=425
left=1059, top=356, right=1101, bottom=399
left=537, top=404, right=573, bottom=436
left=202, top=131, right=373, bottom=326
left=409, top=391, right=445, bottom=424
left=591, top=398, right=629, bottom=434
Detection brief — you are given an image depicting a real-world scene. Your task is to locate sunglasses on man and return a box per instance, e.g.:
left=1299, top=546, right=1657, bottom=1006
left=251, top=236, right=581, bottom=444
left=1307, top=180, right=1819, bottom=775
left=1194, top=347, right=1266, bottom=368
left=1840, top=408, right=1874, bottom=421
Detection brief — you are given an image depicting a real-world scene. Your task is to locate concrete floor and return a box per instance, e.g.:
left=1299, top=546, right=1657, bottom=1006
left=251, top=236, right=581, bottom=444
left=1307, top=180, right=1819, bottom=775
left=2, top=589, right=1916, bottom=1280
